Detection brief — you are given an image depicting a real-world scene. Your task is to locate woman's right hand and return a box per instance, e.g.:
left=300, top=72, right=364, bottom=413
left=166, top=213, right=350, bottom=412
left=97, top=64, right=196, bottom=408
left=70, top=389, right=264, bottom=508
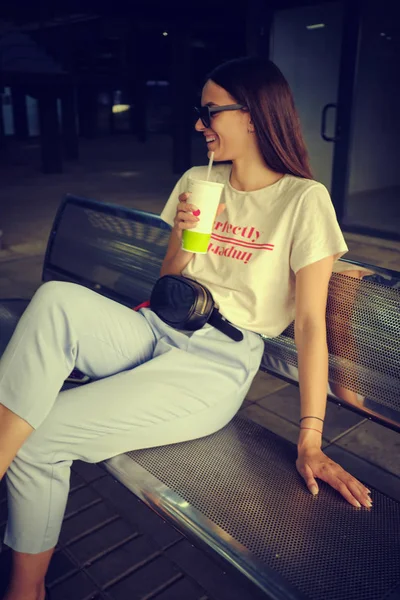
left=173, top=192, right=226, bottom=240
left=173, top=192, right=200, bottom=240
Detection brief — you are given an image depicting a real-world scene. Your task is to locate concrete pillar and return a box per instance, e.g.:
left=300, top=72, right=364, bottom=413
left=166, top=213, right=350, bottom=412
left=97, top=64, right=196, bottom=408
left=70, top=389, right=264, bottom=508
left=0, top=92, right=7, bottom=164
left=77, top=86, right=97, bottom=139
left=170, top=23, right=192, bottom=174
left=133, top=82, right=147, bottom=143
left=38, top=91, right=62, bottom=173
left=127, top=25, right=147, bottom=143
left=11, top=86, right=29, bottom=140
left=108, top=89, right=116, bottom=134
left=61, top=85, right=79, bottom=160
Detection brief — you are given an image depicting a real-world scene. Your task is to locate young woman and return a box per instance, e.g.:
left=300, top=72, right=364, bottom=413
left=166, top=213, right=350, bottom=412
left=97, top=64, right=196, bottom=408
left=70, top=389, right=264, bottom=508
left=0, top=56, right=372, bottom=600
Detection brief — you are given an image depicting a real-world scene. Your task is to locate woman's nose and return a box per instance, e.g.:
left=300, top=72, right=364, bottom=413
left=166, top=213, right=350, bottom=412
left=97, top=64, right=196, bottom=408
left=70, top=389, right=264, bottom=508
left=195, top=118, right=205, bottom=132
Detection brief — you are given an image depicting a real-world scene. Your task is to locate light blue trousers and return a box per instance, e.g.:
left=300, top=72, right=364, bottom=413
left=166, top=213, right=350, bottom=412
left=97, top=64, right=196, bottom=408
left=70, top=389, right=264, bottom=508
left=0, top=281, right=264, bottom=553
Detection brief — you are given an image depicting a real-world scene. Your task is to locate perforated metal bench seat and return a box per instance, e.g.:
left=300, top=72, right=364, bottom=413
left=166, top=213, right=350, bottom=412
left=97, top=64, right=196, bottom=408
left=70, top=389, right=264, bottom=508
left=104, top=417, right=400, bottom=600
left=1, top=194, right=400, bottom=600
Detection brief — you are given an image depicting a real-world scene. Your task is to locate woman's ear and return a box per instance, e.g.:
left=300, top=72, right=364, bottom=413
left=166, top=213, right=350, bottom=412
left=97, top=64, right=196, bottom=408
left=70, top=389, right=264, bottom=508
left=241, top=106, right=254, bottom=132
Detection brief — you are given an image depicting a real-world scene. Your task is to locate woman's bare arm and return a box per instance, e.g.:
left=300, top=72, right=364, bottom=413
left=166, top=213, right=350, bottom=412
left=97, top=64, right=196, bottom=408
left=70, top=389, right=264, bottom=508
left=294, top=255, right=372, bottom=508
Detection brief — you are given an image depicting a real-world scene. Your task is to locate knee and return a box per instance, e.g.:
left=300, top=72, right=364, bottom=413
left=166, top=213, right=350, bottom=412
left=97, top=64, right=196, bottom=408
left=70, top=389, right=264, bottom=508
left=35, top=280, right=73, bottom=299
left=11, top=428, right=53, bottom=469
left=31, top=281, right=80, bottom=310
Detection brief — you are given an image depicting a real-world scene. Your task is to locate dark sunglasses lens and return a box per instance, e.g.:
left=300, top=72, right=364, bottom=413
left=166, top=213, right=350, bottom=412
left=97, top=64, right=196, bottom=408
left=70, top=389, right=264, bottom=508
left=194, top=106, right=209, bottom=128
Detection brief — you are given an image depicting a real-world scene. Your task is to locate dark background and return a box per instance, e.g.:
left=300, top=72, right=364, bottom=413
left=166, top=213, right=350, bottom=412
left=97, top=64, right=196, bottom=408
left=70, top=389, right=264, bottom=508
left=0, top=0, right=399, bottom=239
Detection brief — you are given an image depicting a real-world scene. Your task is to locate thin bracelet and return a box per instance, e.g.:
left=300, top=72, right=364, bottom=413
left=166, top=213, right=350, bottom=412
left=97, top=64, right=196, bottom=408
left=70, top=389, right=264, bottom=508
left=300, top=427, right=323, bottom=434
left=299, top=416, right=324, bottom=423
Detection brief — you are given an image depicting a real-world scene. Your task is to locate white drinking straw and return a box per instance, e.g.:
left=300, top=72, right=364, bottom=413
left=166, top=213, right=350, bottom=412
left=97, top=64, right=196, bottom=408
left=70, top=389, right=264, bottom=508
left=206, top=151, right=214, bottom=181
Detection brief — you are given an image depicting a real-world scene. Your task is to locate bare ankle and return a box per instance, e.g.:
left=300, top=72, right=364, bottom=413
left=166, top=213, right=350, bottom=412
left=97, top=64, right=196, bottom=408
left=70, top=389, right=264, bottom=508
left=6, top=547, right=54, bottom=600
left=4, top=581, right=45, bottom=600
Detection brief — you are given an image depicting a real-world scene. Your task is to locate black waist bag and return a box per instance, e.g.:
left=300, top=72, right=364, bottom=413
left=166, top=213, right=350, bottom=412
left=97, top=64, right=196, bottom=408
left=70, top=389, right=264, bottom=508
left=149, top=275, right=244, bottom=342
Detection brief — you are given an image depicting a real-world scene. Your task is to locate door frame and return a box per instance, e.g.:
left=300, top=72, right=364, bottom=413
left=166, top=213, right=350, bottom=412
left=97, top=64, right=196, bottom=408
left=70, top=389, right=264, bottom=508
left=258, top=0, right=399, bottom=240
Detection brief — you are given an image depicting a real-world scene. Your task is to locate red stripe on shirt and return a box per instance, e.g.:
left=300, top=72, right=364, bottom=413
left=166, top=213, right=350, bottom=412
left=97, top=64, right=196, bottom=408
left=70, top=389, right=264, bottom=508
left=210, top=233, right=274, bottom=250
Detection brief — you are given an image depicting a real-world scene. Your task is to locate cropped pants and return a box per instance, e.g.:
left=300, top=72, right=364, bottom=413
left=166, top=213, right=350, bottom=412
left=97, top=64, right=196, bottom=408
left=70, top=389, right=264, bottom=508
left=0, top=281, right=264, bottom=553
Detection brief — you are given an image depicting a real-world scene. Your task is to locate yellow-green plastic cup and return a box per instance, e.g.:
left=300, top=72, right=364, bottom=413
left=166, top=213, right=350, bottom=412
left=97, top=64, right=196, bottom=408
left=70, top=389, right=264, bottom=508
left=182, top=178, right=225, bottom=254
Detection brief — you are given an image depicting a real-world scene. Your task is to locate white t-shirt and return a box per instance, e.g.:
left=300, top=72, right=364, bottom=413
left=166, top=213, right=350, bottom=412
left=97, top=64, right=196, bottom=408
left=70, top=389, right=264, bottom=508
left=160, top=164, right=348, bottom=338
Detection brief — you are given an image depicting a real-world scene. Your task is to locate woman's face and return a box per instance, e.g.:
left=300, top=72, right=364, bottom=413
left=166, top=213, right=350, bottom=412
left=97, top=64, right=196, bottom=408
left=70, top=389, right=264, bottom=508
left=195, top=80, right=252, bottom=162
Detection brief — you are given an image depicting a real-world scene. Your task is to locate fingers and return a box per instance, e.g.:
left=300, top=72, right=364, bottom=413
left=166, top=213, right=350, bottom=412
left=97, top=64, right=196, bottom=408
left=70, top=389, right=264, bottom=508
left=326, top=475, right=372, bottom=508
left=174, top=192, right=200, bottom=232
left=302, top=463, right=319, bottom=496
left=177, top=192, right=198, bottom=214
left=175, top=194, right=225, bottom=232
left=317, top=467, right=372, bottom=508
left=297, top=453, right=373, bottom=508
left=341, top=477, right=373, bottom=508
left=318, top=459, right=372, bottom=508
left=178, top=192, right=191, bottom=202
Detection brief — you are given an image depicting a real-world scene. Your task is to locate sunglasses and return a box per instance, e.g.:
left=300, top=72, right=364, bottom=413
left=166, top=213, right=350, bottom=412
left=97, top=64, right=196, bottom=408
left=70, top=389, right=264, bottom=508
left=194, top=104, right=246, bottom=129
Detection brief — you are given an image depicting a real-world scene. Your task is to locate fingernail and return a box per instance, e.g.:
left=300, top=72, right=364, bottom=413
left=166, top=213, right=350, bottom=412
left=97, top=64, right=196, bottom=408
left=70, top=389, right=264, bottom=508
left=192, top=209, right=201, bottom=217
left=355, top=501, right=361, bottom=508
left=310, top=485, right=318, bottom=496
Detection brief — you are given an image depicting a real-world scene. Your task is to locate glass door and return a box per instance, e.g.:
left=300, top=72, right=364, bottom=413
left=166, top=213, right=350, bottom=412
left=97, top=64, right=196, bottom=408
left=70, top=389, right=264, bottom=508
left=343, top=0, right=400, bottom=238
left=269, top=0, right=399, bottom=239
left=270, top=2, right=344, bottom=191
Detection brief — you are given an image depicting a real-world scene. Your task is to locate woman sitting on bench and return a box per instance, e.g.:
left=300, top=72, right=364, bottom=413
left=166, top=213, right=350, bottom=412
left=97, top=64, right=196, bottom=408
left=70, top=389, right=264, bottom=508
left=0, top=56, right=372, bottom=600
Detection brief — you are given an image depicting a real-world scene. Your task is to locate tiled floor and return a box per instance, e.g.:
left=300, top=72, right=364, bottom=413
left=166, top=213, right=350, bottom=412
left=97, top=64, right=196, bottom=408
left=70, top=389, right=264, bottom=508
left=1, top=135, right=399, bottom=598
left=0, top=463, right=266, bottom=600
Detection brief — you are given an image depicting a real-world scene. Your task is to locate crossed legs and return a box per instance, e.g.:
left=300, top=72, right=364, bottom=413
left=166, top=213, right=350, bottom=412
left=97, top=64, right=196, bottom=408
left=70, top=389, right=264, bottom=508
left=0, top=281, right=260, bottom=600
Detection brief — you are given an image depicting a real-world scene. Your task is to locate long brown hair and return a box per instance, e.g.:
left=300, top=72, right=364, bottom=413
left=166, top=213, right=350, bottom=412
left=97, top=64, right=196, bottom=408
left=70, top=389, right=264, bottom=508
left=206, top=57, right=313, bottom=179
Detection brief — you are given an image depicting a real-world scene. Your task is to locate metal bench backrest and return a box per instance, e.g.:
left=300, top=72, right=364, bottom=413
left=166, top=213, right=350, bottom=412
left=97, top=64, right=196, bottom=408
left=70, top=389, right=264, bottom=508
left=43, top=195, right=171, bottom=307
left=44, top=194, right=400, bottom=431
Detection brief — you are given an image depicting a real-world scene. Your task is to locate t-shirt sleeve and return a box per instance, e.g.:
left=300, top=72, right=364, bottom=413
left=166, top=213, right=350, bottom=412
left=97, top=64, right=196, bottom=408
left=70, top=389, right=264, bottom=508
left=290, top=183, right=348, bottom=274
left=159, top=168, right=194, bottom=227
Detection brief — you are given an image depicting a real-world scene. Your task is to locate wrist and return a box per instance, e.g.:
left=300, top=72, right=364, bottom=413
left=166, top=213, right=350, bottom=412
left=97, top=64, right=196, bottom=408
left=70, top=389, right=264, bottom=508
left=297, top=427, right=323, bottom=452
left=297, top=415, right=324, bottom=451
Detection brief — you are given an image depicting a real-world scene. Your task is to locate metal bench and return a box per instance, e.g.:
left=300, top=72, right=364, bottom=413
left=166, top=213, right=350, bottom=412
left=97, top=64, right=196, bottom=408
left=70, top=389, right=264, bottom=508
left=1, top=194, right=400, bottom=600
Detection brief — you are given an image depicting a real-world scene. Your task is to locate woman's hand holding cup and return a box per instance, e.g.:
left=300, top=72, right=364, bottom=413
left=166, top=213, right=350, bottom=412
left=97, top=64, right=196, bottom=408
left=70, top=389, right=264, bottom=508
left=173, top=193, right=201, bottom=240
left=174, top=192, right=226, bottom=242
